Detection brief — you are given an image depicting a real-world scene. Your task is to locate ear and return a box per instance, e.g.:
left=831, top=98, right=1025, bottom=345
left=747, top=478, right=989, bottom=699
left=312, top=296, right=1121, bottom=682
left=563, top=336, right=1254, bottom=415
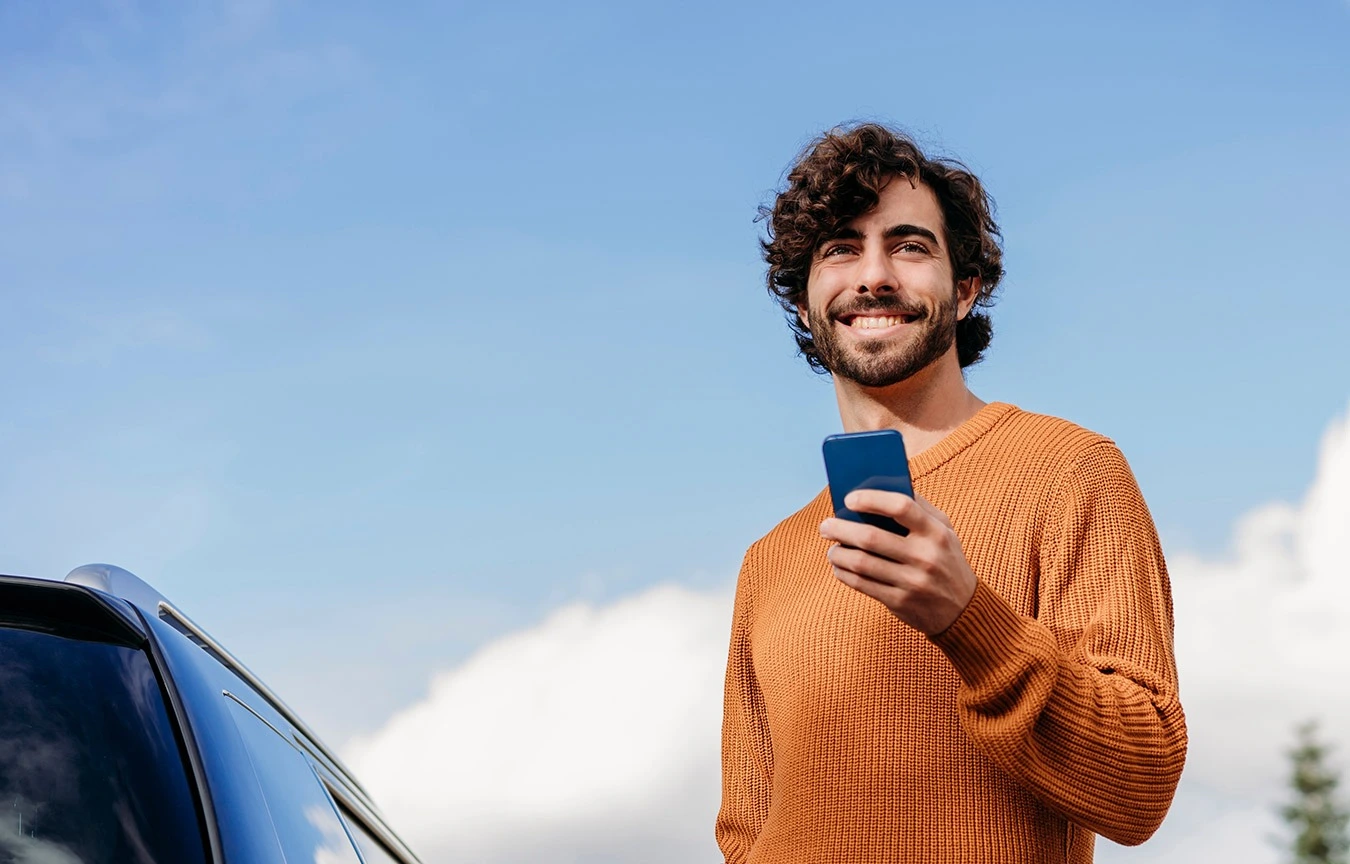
left=956, top=276, right=982, bottom=320
left=797, top=303, right=810, bottom=331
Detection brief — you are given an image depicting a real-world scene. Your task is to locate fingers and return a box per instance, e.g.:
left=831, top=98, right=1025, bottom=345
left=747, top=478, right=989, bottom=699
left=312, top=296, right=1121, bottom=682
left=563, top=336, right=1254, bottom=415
left=820, top=489, right=935, bottom=566
left=828, top=543, right=975, bottom=637
left=822, top=491, right=975, bottom=635
left=820, top=516, right=910, bottom=564
left=827, top=542, right=904, bottom=585
left=909, top=491, right=954, bottom=528
left=843, top=489, right=955, bottom=535
left=842, top=489, right=927, bottom=534
left=829, top=561, right=903, bottom=607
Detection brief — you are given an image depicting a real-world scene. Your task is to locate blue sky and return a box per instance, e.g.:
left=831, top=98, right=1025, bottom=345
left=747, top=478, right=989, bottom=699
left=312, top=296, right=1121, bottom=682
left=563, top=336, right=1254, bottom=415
left=2, top=2, right=1349, bottom=860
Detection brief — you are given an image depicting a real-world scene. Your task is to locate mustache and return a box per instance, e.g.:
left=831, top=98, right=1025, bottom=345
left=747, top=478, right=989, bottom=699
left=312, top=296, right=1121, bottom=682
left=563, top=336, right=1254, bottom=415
left=829, top=296, right=927, bottom=319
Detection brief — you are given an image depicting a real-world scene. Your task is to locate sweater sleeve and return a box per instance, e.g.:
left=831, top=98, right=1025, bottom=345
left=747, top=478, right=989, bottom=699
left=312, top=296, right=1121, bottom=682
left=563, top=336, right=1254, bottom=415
left=715, top=545, right=774, bottom=864
left=929, top=440, right=1187, bottom=846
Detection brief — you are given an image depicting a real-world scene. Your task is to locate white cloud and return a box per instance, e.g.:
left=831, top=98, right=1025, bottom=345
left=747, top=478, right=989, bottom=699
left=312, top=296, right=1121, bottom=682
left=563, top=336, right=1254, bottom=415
left=1101, top=788, right=1285, bottom=864
left=345, top=584, right=731, bottom=863
left=1098, top=401, right=1350, bottom=862
left=1172, top=401, right=1350, bottom=795
left=350, top=401, right=1350, bottom=864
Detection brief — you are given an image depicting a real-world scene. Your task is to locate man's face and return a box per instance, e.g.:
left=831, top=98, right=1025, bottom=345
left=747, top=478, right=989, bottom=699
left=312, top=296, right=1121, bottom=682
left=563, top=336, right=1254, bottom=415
left=799, top=178, right=970, bottom=388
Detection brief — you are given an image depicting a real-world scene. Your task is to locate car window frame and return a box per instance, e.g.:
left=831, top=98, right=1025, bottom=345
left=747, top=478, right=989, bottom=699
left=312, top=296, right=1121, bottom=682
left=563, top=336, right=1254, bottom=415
left=0, top=619, right=214, bottom=864
left=327, top=788, right=420, bottom=864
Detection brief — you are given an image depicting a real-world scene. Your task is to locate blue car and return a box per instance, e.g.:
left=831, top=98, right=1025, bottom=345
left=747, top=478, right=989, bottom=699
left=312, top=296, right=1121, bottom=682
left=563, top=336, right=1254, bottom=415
left=0, top=563, right=421, bottom=864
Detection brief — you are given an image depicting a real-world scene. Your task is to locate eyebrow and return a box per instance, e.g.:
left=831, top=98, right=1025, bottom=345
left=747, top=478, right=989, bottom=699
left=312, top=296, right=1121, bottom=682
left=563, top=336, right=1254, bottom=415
left=823, top=224, right=942, bottom=247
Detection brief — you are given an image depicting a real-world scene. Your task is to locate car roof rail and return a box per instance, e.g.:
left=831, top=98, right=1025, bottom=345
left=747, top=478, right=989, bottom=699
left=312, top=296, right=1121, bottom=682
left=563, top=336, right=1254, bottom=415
left=65, top=563, right=172, bottom=611
left=63, top=563, right=372, bottom=802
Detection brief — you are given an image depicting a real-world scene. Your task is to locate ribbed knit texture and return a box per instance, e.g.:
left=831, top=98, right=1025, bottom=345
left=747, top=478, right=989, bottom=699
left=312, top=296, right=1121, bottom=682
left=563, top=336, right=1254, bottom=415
left=716, top=402, right=1187, bottom=864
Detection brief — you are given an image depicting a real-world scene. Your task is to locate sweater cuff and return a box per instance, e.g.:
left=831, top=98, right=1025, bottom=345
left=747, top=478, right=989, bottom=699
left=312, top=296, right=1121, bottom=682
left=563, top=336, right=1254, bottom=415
left=929, top=579, right=1054, bottom=690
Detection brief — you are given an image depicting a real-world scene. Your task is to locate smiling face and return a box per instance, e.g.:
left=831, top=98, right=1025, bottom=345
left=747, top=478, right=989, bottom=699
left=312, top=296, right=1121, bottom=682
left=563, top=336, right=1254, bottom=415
left=798, top=177, right=976, bottom=388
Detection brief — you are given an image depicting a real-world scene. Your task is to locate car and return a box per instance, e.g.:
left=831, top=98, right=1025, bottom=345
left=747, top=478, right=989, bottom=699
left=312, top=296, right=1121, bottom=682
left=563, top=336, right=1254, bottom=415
left=0, top=562, right=421, bottom=864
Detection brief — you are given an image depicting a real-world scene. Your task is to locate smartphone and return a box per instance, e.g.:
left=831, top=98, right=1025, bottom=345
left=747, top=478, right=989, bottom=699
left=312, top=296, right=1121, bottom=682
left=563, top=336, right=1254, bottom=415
left=822, top=429, right=913, bottom=536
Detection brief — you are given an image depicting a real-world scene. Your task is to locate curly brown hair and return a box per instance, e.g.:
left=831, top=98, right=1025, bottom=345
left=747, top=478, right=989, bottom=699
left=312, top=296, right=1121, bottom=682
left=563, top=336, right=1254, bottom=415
left=761, top=123, right=1004, bottom=371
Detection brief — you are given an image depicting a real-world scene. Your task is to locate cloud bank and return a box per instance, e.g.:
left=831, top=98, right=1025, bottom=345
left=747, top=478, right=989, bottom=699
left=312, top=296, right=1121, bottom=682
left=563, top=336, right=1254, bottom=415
left=345, top=585, right=731, bottom=863
left=349, top=401, right=1350, bottom=864
left=1122, top=401, right=1350, bottom=862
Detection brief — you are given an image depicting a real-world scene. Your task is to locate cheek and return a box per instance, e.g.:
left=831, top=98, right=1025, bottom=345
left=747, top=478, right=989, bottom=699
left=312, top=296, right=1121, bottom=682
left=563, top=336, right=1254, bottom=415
left=803, top=272, right=846, bottom=315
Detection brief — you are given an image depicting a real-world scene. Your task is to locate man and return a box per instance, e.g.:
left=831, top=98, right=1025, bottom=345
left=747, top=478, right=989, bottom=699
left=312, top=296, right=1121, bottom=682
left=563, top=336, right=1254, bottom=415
left=716, top=124, right=1187, bottom=863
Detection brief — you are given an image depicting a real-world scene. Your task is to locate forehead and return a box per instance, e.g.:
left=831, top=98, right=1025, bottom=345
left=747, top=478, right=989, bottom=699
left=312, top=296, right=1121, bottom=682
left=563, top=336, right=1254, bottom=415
left=845, top=177, right=945, bottom=234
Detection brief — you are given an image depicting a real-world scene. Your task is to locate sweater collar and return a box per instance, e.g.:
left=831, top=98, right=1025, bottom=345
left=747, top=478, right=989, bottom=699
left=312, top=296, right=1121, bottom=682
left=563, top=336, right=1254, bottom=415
left=907, top=401, right=1019, bottom=480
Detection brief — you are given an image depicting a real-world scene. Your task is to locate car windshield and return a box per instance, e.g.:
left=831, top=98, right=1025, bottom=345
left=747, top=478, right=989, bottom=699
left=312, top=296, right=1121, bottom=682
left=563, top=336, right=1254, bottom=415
left=0, top=625, right=208, bottom=864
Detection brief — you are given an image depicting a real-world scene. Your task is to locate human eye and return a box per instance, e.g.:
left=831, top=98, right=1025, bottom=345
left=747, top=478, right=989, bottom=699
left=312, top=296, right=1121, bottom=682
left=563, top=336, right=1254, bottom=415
left=895, top=239, right=930, bottom=255
left=820, top=242, right=855, bottom=258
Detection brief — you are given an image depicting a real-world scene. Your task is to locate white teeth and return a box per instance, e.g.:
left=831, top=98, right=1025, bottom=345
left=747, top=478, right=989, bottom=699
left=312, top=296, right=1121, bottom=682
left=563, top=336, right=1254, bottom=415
left=851, top=315, right=904, bottom=329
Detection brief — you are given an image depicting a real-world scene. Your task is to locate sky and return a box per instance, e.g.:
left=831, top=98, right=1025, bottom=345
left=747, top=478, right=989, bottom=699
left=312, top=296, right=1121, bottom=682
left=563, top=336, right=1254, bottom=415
left=1, top=0, right=1348, bottom=861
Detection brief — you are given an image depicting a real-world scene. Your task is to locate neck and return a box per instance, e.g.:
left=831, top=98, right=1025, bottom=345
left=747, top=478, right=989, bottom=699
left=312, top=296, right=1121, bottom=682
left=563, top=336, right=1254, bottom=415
left=832, top=349, right=986, bottom=457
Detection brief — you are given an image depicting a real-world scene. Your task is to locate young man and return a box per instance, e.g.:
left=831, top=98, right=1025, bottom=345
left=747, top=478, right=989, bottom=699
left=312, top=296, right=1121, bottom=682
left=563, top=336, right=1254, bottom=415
left=716, top=124, right=1187, bottom=863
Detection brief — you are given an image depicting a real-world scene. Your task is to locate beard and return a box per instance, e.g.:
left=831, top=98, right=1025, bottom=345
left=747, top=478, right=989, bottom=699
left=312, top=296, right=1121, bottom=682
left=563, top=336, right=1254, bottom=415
left=808, top=291, right=958, bottom=388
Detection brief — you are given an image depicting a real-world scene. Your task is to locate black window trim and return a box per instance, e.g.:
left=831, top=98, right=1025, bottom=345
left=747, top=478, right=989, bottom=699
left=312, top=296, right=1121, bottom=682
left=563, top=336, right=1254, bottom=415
left=0, top=575, right=146, bottom=647
left=141, top=610, right=226, bottom=864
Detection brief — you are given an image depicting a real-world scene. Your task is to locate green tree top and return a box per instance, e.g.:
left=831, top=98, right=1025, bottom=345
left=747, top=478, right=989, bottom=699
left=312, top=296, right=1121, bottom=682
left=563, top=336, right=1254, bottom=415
left=1282, top=720, right=1350, bottom=864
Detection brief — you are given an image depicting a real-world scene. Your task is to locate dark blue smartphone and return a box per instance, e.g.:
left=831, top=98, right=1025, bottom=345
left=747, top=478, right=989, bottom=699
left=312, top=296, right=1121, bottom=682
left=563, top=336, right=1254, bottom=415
left=822, top=430, right=914, bottom=536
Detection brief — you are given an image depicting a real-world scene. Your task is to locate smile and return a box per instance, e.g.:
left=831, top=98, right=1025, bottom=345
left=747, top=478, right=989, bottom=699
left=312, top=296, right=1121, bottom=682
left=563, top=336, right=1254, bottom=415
left=839, top=313, right=918, bottom=332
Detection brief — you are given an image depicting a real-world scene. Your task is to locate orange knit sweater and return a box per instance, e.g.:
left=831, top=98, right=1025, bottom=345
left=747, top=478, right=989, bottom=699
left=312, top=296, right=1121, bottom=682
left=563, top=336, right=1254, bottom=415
left=717, top=402, right=1187, bottom=863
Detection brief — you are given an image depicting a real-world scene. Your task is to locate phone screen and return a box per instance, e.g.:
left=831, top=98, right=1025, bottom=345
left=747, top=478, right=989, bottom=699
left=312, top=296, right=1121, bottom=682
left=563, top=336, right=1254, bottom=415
left=822, top=430, right=913, bottom=536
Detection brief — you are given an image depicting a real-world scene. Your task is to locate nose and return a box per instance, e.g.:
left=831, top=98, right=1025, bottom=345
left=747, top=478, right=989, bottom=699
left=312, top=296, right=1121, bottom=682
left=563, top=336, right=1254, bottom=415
left=853, top=245, right=897, bottom=295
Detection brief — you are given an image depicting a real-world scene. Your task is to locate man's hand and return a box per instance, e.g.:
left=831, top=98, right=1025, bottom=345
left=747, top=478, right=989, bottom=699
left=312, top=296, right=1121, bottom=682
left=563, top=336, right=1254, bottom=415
left=819, top=489, right=977, bottom=636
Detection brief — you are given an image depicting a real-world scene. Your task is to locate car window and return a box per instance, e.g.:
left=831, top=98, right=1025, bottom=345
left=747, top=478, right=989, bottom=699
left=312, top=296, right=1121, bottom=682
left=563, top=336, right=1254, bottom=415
left=225, top=697, right=362, bottom=864
left=0, top=625, right=208, bottom=864
left=335, top=803, right=406, bottom=864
